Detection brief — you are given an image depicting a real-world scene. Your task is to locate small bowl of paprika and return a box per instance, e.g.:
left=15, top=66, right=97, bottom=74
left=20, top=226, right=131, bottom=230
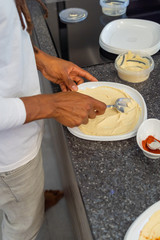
left=136, top=118, right=160, bottom=159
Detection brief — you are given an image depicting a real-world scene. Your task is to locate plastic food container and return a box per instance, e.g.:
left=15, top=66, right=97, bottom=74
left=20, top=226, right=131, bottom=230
left=99, top=0, right=129, bottom=16
left=136, top=119, right=160, bottom=159
left=115, top=51, right=154, bottom=83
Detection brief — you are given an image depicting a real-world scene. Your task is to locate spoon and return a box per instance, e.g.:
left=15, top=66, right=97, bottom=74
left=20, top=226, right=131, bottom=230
left=106, top=98, right=131, bottom=113
left=147, top=138, right=160, bottom=150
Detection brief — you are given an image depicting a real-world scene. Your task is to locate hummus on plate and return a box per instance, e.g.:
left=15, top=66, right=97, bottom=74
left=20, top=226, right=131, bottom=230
left=139, top=210, right=160, bottom=240
left=78, top=86, right=141, bottom=136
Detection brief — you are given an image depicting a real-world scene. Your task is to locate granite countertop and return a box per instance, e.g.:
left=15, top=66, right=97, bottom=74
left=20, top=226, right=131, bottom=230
left=63, top=57, right=160, bottom=240
left=28, top=1, right=160, bottom=239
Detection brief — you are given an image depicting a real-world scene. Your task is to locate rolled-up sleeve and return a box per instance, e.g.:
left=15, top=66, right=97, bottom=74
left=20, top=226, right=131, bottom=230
left=0, top=97, right=26, bottom=131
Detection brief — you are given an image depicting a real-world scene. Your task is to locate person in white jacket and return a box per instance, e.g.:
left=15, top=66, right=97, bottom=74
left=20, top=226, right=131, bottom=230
left=0, top=0, right=106, bottom=239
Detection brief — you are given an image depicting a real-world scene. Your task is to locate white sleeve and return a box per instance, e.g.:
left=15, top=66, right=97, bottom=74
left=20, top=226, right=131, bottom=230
left=0, top=97, right=26, bottom=131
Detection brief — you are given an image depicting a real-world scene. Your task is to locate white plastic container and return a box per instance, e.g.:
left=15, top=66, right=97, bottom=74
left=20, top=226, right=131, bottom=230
left=99, top=19, right=160, bottom=55
left=115, top=51, right=154, bottom=83
left=99, top=0, right=129, bottom=16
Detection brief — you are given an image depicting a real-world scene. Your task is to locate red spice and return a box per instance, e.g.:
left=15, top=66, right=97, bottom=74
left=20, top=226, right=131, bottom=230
left=143, top=238, right=160, bottom=240
left=141, top=233, right=160, bottom=240
left=142, top=135, right=160, bottom=154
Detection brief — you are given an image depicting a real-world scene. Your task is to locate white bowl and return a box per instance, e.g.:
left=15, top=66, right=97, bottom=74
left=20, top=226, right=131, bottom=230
left=136, top=119, right=160, bottom=159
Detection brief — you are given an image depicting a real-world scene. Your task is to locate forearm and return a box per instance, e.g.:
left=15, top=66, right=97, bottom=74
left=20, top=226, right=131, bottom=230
left=21, top=94, right=57, bottom=123
left=21, top=92, right=106, bottom=127
left=33, top=46, right=46, bottom=72
left=33, top=46, right=57, bottom=73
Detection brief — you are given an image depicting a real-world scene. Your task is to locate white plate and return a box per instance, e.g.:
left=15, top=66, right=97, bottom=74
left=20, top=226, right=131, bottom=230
left=67, top=82, right=147, bottom=141
left=99, top=19, right=160, bottom=55
left=124, top=201, right=160, bottom=240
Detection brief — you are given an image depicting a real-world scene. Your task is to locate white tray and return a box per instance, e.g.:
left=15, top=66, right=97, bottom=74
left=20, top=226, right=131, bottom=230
left=67, top=82, right=147, bottom=141
left=124, top=201, right=160, bottom=240
left=99, top=19, right=160, bottom=55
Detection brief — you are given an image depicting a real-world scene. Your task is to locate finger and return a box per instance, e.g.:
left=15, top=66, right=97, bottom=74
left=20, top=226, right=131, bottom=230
left=93, top=101, right=106, bottom=115
left=88, top=109, right=97, bottom=119
left=71, top=76, right=84, bottom=85
left=61, top=86, right=72, bottom=92
left=63, top=77, right=78, bottom=91
left=56, top=71, right=76, bottom=91
left=73, top=66, right=98, bottom=82
left=81, top=116, right=89, bottom=125
left=59, top=83, right=68, bottom=92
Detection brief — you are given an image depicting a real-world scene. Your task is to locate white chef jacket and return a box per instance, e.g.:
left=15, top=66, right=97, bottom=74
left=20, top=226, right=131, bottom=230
left=0, top=0, right=44, bottom=172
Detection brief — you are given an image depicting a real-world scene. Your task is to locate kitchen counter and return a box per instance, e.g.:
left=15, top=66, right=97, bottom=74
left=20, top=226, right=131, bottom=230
left=28, top=1, right=160, bottom=239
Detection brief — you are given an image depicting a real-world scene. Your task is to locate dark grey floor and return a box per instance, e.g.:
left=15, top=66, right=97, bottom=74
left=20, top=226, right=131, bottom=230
left=0, top=120, right=75, bottom=240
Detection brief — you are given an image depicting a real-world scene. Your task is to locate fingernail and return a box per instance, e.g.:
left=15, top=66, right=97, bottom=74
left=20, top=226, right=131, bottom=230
left=72, top=85, right=78, bottom=91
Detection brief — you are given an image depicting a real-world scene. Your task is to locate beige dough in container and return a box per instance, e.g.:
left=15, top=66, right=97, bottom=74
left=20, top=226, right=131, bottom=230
left=115, top=51, right=154, bottom=83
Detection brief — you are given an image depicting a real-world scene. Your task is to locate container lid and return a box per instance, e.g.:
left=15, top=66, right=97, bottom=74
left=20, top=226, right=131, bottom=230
left=99, top=0, right=129, bottom=8
left=59, top=8, right=88, bottom=23
left=99, top=19, right=160, bottom=55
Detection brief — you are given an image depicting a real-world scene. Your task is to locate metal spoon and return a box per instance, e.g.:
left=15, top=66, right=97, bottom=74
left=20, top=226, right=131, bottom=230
left=106, top=98, right=131, bottom=113
left=147, top=139, right=160, bottom=150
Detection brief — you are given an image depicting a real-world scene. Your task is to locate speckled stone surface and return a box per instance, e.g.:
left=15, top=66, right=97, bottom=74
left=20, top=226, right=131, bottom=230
left=28, top=1, right=160, bottom=239
left=63, top=58, right=160, bottom=240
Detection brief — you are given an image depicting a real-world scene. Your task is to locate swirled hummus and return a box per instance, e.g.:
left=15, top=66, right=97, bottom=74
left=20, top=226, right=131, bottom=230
left=115, top=51, right=153, bottom=83
left=78, top=86, right=141, bottom=136
left=117, top=51, right=151, bottom=71
left=139, top=210, right=160, bottom=240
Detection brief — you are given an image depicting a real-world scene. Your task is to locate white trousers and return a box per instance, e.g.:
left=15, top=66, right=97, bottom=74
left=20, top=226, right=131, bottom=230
left=0, top=151, right=44, bottom=240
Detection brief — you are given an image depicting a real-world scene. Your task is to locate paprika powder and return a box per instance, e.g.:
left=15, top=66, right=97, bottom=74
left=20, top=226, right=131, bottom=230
left=142, top=135, right=160, bottom=154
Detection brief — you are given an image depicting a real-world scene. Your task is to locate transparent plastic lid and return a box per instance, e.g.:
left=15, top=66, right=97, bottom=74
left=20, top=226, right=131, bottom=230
left=59, top=8, right=88, bottom=23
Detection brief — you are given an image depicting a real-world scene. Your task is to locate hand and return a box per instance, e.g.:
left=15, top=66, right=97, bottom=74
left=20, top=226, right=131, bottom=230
left=34, top=47, right=98, bottom=92
left=21, top=92, right=106, bottom=128
left=51, top=92, right=106, bottom=127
